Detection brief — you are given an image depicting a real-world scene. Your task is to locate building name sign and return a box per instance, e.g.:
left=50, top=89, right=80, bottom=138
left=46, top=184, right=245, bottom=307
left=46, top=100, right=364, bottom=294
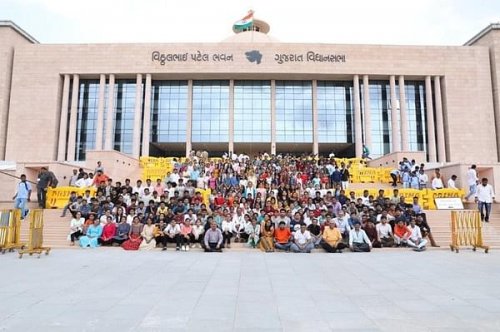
left=151, top=50, right=347, bottom=66
left=274, top=52, right=346, bottom=64
left=152, top=51, right=234, bottom=65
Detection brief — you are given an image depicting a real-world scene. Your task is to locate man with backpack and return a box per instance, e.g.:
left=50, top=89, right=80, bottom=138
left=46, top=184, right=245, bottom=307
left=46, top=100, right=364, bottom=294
left=13, top=174, right=32, bottom=219
left=37, top=167, right=57, bottom=208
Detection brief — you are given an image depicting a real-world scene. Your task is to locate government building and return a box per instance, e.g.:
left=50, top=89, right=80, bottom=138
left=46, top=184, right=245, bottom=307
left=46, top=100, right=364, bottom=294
left=1, top=18, right=500, bottom=194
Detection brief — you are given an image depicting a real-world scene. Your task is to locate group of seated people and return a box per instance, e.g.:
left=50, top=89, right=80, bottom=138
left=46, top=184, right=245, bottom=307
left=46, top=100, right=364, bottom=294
left=66, top=153, right=440, bottom=253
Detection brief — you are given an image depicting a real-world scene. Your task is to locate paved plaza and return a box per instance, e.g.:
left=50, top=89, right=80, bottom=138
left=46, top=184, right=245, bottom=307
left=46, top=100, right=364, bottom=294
left=1, top=249, right=500, bottom=331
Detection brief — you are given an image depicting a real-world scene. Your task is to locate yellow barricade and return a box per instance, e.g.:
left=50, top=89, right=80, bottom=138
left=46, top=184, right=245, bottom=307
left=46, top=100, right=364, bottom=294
left=46, top=187, right=97, bottom=209
left=0, top=209, right=24, bottom=254
left=377, top=168, right=393, bottom=184
left=356, top=168, right=378, bottom=183
left=18, top=209, right=51, bottom=258
left=450, top=210, right=488, bottom=253
left=426, top=188, right=465, bottom=210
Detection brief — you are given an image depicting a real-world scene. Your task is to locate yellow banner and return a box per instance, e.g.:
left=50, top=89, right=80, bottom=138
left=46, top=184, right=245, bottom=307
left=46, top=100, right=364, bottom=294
left=46, top=187, right=97, bottom=209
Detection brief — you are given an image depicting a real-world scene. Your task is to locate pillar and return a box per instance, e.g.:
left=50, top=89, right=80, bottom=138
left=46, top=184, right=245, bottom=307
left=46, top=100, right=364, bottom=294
left=362, top=75, right=372, bottom=150
left=186, top=80, right=193, bottom=158
left=353, top=75, right=362, bottom=158
left=389, top=75, right=400, bottom=153
left=94, top=74, right=106, bottom=151
left=104, top=74, right=115, bottom=150
left=229, top=79, right=234, bottom=154
left=434, top=76, right=446, bottom=162
left=312, top=80, right=319, bottom=155
left=425, top=76, right=437, bottom=162
left=57, top=74, right=71, bottom=161
left=399, top=75, right=409, bottom=151
left=66, top=74, right=79, bottom=162
left=132, top=74, right=143, bottom=158
left=141, top=74, right=152, bottom=157
left=271, top=80, right=276, bottom=155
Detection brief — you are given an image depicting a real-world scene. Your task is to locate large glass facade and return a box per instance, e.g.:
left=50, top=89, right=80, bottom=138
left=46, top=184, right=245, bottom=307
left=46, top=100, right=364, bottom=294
left=192, top=80, right=229, bottom=142
left=276, top=81, right=313, bottom=143
left=234, top=80, right=271, bottom=142
left=364, top=81, right=392, bottom=157
left=113, top=80, right=137, bottom=155
left=404, top=81, right=427, bottom=152
left=151, top=81, right=188, bottom=143
left=317, top=81, right=354, bottom=143
left=75, top=80, right=100, bottom=161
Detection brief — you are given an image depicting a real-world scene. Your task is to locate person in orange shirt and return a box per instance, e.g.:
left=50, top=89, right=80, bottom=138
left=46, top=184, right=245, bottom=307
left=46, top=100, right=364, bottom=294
left=321, top=222, right=346, bottom=253
left=92, top=170, right=109, bottom=187
left=393, top=219, right=411, bottom=247
left=274, top=221, right=292, bottom=252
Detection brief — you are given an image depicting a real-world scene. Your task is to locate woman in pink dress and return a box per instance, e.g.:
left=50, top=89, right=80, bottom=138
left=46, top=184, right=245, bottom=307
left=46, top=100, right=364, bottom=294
left=122, top=216, right=143, bottom=250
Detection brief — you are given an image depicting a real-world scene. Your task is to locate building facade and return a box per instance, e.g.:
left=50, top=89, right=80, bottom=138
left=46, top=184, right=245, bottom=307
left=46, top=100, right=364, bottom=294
left=1, top=20, right=500, bottom=163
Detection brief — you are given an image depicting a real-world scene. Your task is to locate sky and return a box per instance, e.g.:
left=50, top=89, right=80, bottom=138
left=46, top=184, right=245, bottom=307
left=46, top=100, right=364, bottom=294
left=0, top=0, right=499, bottom=45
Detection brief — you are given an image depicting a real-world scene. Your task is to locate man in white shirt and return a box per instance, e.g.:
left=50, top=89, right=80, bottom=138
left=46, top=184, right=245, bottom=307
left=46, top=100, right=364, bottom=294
left=334, top=210, right=351, bottom=241
left=376, top=216, right=394, bottom=247
left=417, top=169, right=428, bottom=190
left=475, top=178, right=496, bottom=222
left=164, top=220, right=182, bottom=250
left=349, top=222, right=372, bottom=252
left=291, top=224, right=314, bottom=253
left=447, top=175, right=458, bottom=190
left=464, top=165, right=479, bottom=201
left=407, top=219, right=427, bottom=251
left=132, top=180, right=144, bottom=196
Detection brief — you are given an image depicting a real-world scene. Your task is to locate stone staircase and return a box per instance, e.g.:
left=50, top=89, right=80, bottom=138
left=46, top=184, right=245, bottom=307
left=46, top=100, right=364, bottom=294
left=16, top=204, right=500, bottom=251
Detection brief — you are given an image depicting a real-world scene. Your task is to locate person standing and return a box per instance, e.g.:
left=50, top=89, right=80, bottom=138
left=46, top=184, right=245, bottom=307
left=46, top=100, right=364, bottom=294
left=475, top=178, right=495, bottom=222
left=464, top=165, right=479, bottom=201
left=13, top=174, right=32, bottom=220
left=36, top=167, right=52, bottom=208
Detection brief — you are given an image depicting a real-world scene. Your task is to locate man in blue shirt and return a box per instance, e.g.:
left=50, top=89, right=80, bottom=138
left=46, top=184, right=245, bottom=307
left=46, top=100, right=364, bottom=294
left=13, top=174, right=32, bottom=220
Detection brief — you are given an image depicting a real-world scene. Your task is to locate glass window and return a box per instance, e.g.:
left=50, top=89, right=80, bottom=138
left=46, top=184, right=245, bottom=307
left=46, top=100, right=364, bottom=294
left=275, top=81, right=313, bottom=143
left=192, top=81, right=229, bottom=142
left=317, top=81, right=354, bottom=143
left=113, top=80, right=139, bottom=155
left=234, top=80, right=271, bottom=143
left=75, top=80, right=100, bottom=161
left=150, top=81, right=188, bottom=144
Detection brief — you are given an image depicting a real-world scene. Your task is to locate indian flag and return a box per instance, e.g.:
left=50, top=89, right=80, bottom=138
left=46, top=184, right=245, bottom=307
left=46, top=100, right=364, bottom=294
left=233, top=10, right=254, bottom=31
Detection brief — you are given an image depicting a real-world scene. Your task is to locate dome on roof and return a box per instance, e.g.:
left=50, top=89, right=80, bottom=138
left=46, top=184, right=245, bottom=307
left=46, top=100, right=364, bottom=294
left=222, top=18, right=278, bottom=43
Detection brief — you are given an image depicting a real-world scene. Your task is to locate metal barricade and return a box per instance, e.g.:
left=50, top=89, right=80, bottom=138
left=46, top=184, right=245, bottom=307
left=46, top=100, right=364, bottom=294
left=0, top=209, right=25, bottom=254
left=18, top=209, right=50, bottom=258
left=450, top=210, right=489, bottom=253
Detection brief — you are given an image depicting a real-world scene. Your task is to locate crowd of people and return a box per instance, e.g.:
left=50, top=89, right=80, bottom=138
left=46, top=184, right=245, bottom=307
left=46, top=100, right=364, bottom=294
left=59, top=153, right=463, bottom=253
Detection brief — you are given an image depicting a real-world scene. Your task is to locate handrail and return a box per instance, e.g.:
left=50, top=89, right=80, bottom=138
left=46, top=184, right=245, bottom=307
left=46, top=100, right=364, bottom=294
left=0, top=169, right=38, bottom=185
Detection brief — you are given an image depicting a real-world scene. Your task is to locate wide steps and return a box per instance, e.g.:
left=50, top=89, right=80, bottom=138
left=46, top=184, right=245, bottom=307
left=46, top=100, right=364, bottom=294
left=16, top=208, right=500, bottom=250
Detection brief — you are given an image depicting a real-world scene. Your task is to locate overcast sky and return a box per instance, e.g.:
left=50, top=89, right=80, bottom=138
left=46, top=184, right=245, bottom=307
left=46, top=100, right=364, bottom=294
left=1, top=0, right=499, bottom=45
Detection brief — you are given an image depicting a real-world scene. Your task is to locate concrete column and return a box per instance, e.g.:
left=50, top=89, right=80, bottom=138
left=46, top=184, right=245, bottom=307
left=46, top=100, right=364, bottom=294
left=353, top=75, right=362, bottom=158
left=434, top=76, right=446, bottom=162
left=312, top=80, right=318, bottom=155
left=362, top=75, right=372, bottom=150
left=399, top=75, right=409, bottom=151
left=389, top=75, right=400, bottom=153
left=104, top=74, right=115, bottom=150
left=425, top=76, right=437, bottom=162
left=57, top=74, right=71, bottom=161
left=66, top=74, right=79, bottom=162
left=94, top=74, right=106, bottom=151
left=186, top=80, right=193, bottom=158
left=229, top=80, right=234, bottom=154
left=141, top=74, right=152, bottom=157
left=132, top=74, right=143, bottom=158
left=271, top=80, right=276, bottom=155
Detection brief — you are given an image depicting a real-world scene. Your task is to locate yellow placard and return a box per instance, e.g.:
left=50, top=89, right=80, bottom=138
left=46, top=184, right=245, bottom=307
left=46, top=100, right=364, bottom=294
left=46, top=187, right=97, bottom=209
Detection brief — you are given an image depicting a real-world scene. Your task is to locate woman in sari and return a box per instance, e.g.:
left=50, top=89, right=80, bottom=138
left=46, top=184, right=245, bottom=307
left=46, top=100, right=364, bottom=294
left=139, top=216, right=156, bottom=250
left=259, top=215, right=275, bottom=252
left=99, top=216, right=117, bottom=246
left=122, top=216, right=143, bottom=250
left=113, top=216, right=130, bottom=245
left=79, top=217, right=103, bottom=248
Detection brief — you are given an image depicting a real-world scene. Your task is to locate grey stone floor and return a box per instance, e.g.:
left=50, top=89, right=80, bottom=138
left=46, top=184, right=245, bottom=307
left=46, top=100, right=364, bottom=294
left=1, top=249, right=500, bottom=332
